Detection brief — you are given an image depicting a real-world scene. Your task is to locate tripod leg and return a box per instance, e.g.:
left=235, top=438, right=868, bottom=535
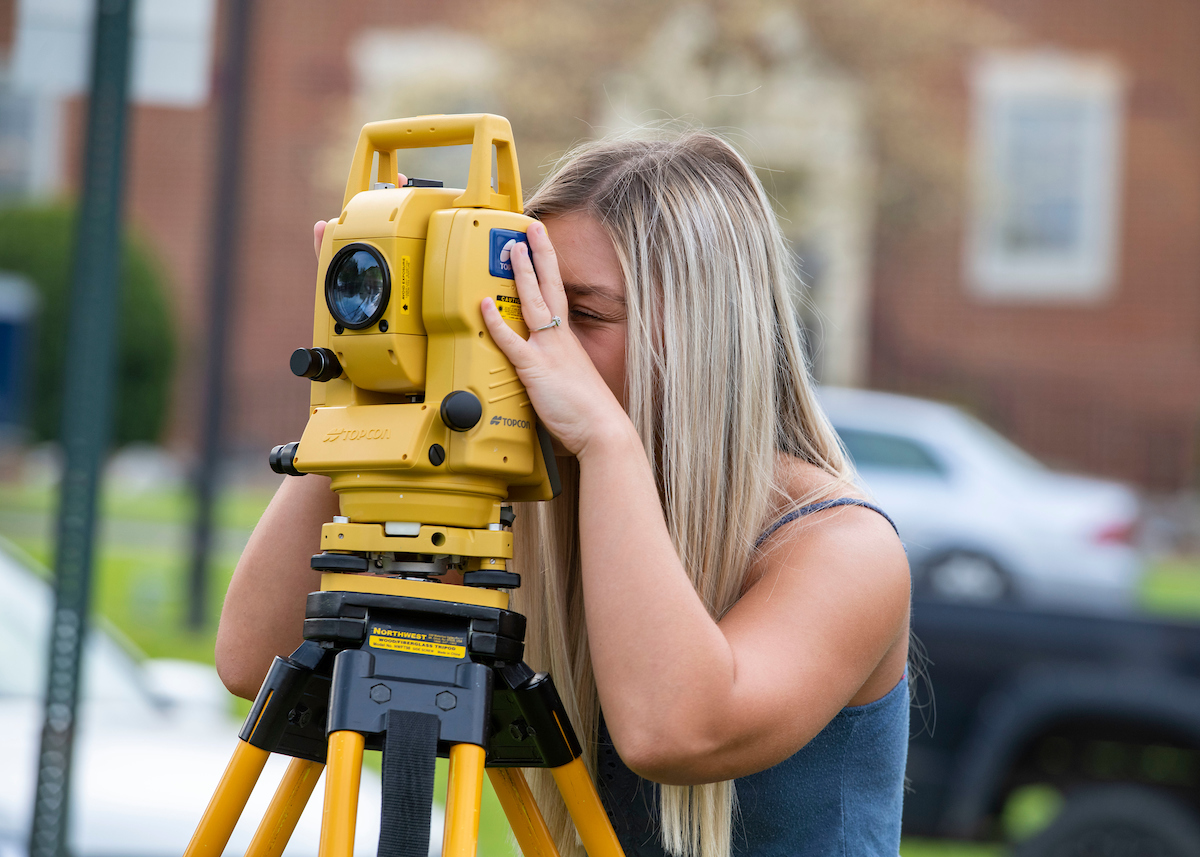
left=183, top=740, right=271, bottom=857
left=551, top=758, right=625, bottom=857
left=442, top=743, right=486, bottom=857
left=487, top=768, right=560, bottom=857
left=319, top=731, right=365, bottom=857
left=245, top=758, right=325, bottom=857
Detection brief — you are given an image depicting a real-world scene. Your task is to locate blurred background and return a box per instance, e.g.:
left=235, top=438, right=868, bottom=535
left=1, top=0, right=1199, bottom=855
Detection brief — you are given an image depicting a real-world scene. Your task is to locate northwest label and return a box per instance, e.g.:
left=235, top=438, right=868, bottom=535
left=399, top=255, right=412, bottom=314
left=368, top=626, right=466, bottom=659
left=494, top=293, right=523, bottom=321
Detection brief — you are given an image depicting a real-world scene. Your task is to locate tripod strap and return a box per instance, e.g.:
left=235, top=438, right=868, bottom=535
left=378, top=710, right=439, bottom=857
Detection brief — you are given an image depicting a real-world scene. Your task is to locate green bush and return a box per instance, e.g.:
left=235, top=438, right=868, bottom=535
left=0, top=204, right=176, bottom=445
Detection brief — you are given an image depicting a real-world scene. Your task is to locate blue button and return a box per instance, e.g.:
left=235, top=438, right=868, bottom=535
left=489, top=228, right=528, bottom=279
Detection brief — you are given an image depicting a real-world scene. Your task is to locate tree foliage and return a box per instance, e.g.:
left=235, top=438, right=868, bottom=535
left=0, top=204, right=176, bottom=445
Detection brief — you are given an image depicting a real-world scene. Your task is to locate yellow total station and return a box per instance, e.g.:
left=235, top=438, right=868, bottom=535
left=270, top=114, right=559, bottom=576
left=185, top=115, right=624, bottom=857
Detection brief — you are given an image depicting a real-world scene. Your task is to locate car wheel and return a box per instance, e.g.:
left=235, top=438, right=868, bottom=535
left=1014, top=786, right=1200, bottom=857
left=918, top=551, right=1011, bottom=603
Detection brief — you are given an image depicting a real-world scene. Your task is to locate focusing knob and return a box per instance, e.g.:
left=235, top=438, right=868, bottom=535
left=463, top=570, right=521, bottom=588
left=290, top=347, right=342, bottom=382
left=269, top=442, right=304, bottom=476
left=440, top=391, right=482, bottom=432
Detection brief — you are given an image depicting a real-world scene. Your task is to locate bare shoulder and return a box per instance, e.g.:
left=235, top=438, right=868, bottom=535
left=721, top=455, right=911, bottom=710
left=748, top=456, right=905, bottom=582
left=741, top=455, right=910, bottom=630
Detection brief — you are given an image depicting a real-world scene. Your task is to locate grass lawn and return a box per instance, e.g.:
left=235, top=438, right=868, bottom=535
left=1139, top=556, right=1200, bottom=618
left=4, top=478, right=1197, bottom=857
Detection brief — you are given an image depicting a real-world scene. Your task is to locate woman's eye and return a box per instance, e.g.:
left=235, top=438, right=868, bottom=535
left=569, top=307, right=602, bottom=322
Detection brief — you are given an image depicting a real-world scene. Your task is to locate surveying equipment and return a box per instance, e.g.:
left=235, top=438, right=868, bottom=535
left=184, top=115, right=625, bottom=857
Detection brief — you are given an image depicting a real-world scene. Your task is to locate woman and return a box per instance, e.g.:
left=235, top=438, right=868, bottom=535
left=216, top=130, right=911, bottom=857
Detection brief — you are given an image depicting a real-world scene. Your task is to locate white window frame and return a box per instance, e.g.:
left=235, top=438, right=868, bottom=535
left=965, top=52, right=1126, bottom=301
left=12, top=0, right=217, bottom=108
left=0, top=70, right=63, bottom=199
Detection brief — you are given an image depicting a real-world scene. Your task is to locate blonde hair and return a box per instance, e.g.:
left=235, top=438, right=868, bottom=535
left=510, top=130, right=852, bottom=857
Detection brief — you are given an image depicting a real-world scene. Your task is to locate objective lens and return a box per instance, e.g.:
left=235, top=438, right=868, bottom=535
left=325, top=243, right=390, bottom=330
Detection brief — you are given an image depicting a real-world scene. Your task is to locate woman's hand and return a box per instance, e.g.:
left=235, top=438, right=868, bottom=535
left=481, top=220, right=630, bottom=458
left=314, top=220, right=329, bottom=257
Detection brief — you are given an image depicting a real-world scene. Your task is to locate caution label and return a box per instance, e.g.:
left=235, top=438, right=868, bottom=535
left=399, top=256, right=412, bottom=314
left=368, top=626, right=466, bottom=659
left=494, top=294, right=523, bottom=321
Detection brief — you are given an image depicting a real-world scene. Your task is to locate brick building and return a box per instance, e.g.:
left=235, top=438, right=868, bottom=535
left=867, top=0, right=1200, bottom=490
left=2, top=0, right=1197, bottom=489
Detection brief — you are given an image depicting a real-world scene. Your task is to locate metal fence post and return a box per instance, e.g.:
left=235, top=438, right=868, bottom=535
left=29, top=1, right=135, bottom=855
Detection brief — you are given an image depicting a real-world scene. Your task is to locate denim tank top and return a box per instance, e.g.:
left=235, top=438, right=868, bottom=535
left=597, top=499, right=910, bottom=856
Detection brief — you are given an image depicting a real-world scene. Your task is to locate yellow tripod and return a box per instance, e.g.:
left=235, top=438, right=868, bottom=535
left=183, top=571, right=624, bottom=857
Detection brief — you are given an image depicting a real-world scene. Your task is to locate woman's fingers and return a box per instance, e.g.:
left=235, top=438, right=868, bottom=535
left=313, top=220, right=327, bottom=259
left=511, top=241, right=555, bottom=328
left=481, top=297, right=532, bottom=365
left=511, top=223, right=568, bottom=329
left=525, top=221, right=568, bottom=314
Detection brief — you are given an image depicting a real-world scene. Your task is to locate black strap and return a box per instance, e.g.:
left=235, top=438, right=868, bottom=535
left=754, top=498, right=899, bottom=549
left=378, top=710, right=439, bottom=857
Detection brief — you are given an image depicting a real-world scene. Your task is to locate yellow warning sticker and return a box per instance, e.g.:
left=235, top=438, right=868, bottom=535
left=368, top=628, right=466, bottom=659
left=494, top=294, right=523, bottom=322
left=399, top=256, right=412, bottom=314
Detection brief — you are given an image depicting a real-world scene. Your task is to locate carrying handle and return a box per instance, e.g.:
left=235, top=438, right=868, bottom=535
left=342, top=113, right=523, bottom=213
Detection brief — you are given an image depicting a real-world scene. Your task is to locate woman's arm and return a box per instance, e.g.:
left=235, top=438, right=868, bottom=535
left=482, top=223, right=911, bottom=785
left=575, top=424, right=910, bottom=784
left=214, top=474, right=339, bottom=699
left=214, top=218, right=366, bottom=699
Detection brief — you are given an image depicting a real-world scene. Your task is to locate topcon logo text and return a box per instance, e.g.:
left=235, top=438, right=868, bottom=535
left=490, top=415, right=531, bottom=429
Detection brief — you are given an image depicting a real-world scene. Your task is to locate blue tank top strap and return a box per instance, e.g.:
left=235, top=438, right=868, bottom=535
left=755, top=498, right=899, bottom=549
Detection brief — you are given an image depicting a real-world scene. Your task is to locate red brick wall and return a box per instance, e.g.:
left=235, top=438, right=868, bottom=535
left=870, top=0, right=1200, bottom=489
left=60, top=0, right=471, bottom=460
left=62, top=94, right=218, bottom=453
left=0, top=0, right=15, bottom=56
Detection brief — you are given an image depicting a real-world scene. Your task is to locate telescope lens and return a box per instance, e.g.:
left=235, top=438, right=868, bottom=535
left=325, top=244, right=390, bottom=330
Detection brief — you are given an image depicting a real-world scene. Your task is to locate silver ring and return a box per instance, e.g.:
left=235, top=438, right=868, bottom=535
left=532, top=316, right=562, bottom=332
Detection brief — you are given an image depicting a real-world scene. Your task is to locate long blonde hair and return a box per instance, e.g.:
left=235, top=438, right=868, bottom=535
left=510, top=130, right=852, bottom=857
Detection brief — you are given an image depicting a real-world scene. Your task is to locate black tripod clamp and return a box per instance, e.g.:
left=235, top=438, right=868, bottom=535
left=234, top=582, right=588, bottom=857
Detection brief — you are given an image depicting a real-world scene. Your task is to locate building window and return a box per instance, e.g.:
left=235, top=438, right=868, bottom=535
left=0, top=71, right=61, bottom=200
left=966, top=53, right=1125, bottom=301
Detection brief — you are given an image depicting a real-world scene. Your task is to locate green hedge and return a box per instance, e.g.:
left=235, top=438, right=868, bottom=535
left=0, top=204, right=176, bottom=445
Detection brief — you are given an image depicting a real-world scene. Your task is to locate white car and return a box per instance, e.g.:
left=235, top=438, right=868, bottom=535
left=0, top=541, right=391, bottom=857
left=818, top=388, right=1144, bottom=611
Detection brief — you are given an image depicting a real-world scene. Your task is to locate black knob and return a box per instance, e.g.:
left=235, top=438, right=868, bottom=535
left=499, top=506, right=516, bottom=527
left=269, top=442, right=304, bottom=476
left=290, top=347, right=342, bottom=382
left=440, top=390, right=482, bottom=432
left=462, top=570, right=521, bottom=588
left=429, top=444, right=446, bottom=466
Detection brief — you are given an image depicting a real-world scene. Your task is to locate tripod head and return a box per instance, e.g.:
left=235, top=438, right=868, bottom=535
left=270, top=114, right=559, bottom=586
